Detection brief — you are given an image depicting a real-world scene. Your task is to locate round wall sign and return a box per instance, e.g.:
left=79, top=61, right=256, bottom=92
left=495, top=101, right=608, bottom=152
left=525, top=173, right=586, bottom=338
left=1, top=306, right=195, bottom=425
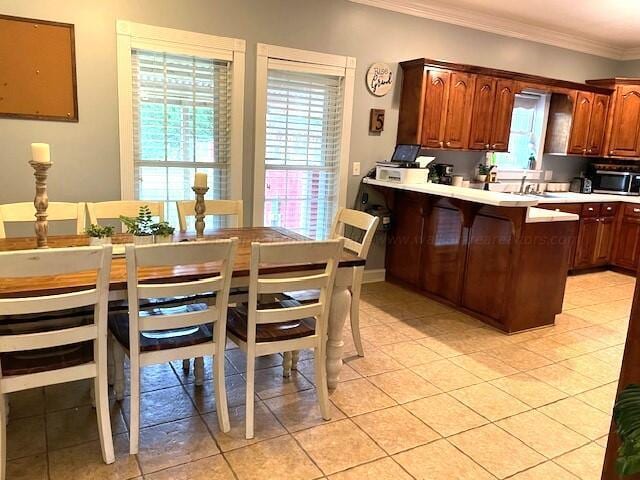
left=366, top=63, right=393, bottom=97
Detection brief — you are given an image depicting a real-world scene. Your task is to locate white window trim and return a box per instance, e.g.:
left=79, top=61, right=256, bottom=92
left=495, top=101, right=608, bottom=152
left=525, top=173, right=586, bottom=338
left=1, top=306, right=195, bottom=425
left=252, top=43, right=356, bottom=227
left=116, top=20, right=245, bottom=201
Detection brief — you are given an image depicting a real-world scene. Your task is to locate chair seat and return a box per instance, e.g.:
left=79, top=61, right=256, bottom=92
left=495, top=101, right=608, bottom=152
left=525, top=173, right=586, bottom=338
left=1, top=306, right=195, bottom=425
left=1, top=342, right=94, bottom=376
left=227, top=299, right=316, bottom=343
left=108, top=303, right=214, bottom=352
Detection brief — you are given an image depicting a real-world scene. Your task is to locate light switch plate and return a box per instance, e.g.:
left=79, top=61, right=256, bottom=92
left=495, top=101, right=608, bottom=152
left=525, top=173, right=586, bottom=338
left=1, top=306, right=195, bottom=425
left=352, top=162, right=361, bottom=176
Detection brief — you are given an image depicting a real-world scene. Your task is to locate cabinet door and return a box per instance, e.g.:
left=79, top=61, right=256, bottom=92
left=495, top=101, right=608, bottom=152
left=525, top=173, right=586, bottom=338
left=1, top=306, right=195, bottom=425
left=385, top=192, right=425, bottom=286
left=568, top=91, right=594, bottom=155
left=586, top=94, right=610, bottom=156
left=608, top=86, right=640, bottom=157
left=574, top=218, right=599, bottom=268
left=613, top=216, right=640, bottom=270
left=594, top=217, right=615, bottom=265
left=489, top=79, right=516, bottom=151
left=442, top=72, right=475, bottom=149
left=468, top=76, right=497, bottom=150
left=421, top=70, right=450, bottom=148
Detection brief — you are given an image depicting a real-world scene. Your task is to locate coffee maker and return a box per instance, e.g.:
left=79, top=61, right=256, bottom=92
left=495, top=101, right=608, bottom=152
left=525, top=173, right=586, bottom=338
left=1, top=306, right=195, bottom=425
left=433, top=164, right=454, bottom=185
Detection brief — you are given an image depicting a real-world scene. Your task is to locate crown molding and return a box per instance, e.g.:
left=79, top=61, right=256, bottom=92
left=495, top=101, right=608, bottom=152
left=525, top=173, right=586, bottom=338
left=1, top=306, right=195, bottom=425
left=348, top=0, right=639, bottom=61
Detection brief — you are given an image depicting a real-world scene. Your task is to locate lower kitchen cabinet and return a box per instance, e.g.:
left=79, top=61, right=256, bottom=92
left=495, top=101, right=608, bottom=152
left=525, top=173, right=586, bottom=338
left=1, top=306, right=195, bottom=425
left=574, top=217, right=600, bottom=268
left=613, top=213, right=640, bottom=271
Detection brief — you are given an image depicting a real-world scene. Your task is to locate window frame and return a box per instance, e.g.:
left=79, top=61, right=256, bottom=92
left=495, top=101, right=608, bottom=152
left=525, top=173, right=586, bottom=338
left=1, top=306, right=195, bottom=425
left=252, top=43, right=356, bottom=229
left=116, top=20, right=245, bottom=202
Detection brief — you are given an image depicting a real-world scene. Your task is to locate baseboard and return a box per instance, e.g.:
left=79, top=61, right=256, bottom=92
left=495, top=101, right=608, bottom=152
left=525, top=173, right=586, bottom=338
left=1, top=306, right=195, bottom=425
left=363, top=268, right=386, bottom=284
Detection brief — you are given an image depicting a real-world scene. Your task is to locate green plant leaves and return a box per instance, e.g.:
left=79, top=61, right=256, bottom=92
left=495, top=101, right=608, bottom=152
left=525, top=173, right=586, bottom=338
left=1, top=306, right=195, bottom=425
left=614, top=384, right=640, bottom=476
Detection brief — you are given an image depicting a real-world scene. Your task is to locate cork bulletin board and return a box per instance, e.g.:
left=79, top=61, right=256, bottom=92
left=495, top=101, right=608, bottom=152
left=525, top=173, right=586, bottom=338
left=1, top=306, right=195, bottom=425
left=0, top=14, right=78, bottom=122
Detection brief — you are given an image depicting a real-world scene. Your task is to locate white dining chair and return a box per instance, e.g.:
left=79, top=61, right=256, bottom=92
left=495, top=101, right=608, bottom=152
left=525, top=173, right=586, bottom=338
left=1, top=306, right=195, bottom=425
left=176, top=199, right=243, bottom=232
left=285, top=208, right=379, bottom=361
left=0, top=245, right=114, bottom=477
left=0, top=202, right=86, bottom=238
left=226, top=238, right=343, bottom=439
left=86, top=200, right=164, bottom=225
left=110, top=239, right=237, bottom=454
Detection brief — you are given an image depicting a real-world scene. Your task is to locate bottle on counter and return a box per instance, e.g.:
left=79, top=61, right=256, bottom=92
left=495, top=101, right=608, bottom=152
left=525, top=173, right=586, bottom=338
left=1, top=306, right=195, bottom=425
left=528, top=153, right=536, bottom=170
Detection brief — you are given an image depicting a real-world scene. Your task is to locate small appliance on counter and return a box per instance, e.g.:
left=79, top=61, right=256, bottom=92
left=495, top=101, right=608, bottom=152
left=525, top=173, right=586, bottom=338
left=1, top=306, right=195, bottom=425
left=375, top=144, right=433, bottom=184
left=569, top=176, right=592, bottom=194
left=591, top=168, right=640, bottom=195
left=432, top=163, right=454, bottom=185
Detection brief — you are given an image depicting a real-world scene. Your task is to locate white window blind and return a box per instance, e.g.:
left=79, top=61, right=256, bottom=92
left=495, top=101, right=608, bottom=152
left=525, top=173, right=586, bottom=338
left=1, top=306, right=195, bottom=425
left=263, top=68, right=345, bottom=240
left=131, top=48, right=232, bottom=228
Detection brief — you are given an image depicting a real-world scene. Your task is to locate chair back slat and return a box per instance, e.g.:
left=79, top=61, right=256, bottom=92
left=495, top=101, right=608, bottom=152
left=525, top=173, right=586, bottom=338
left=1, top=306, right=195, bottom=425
left=87, top=201, right=164, bottom=225
left=0, top=246, right=105, bottom=278
left=257, top=273, right=328, bottom=295
left=247, top=239, right=343, bottom=329
left=331, top=208, right=379, bottom=257
left=0, top=325, right=98, bottom=353
left=0, top=289, right=98, bottom=316
left=137, top=277, right=223, bottom=300
left=127, top=239, right=237, bottom=337
left=255, top=303, right=323, bottom=324
left=0, top=202, right=86, bottom=238
left=138, top=308, right=217, bottom=332
left=176, top=200, right=243, bottom=232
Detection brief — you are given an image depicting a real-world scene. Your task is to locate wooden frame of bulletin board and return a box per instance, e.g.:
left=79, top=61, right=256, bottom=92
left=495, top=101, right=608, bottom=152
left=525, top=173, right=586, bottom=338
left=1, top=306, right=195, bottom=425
left=0, top=14, right=78, bottom=122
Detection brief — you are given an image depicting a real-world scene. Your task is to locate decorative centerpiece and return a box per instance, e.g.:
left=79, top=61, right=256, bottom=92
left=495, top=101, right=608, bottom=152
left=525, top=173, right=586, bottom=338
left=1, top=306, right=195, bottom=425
left=192, top=172, right=208, bottom=240
left=30, top=143, right=52, bottom=248
left=120, top=205, right=154, bottom=245
left=86, top=224, right=114, bottom=246
left=152, top=221, right=175, bottom=244
left=476, top=163, right=491, bottom=183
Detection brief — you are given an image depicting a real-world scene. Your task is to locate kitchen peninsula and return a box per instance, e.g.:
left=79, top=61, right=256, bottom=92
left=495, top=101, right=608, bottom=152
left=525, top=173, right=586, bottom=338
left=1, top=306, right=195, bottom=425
left=365, top=178, right=579, bottom=333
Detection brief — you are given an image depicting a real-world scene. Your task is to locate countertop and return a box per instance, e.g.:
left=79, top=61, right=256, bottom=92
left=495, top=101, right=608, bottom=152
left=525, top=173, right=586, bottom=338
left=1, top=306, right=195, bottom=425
left=534, top=192, right=640, bottom=204
left=363, top=178, right=578, bottom=223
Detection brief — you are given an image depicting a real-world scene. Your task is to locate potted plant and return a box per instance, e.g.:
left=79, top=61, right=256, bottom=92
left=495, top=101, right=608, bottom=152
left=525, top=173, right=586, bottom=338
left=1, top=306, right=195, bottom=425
left=151, top=221, right=175, bottom=243
left=120, top=205, right=154, bottom=245
left=613, top=384, right=640, bottom=476
left=476, top=163, right=491, bottom=183
left=85, top=224, right=114, bottom=246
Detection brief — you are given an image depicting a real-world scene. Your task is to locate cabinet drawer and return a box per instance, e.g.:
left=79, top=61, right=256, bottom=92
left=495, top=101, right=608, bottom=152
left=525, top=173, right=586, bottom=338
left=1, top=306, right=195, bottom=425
left=581, top=203, right=600, bottom=217
left=600, top=203, right=618, bottom=217
left=539, top=203, right=582, bottom=215
left=624, top=203, right=640, bottom=218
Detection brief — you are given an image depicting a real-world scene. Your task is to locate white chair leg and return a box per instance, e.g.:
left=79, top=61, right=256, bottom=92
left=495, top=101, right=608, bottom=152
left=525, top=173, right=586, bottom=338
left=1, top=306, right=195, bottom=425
left=350, top=278, right=364, bottom=357
left=291, top=350, right=300, bottom=370
left=182, top=358, right=190, bottom=373
left=282, top=351, right=292, bottom=378
left=94, top=372, right=115, bottom=464
left=112, top=342, right=125, bottom=402
left=214, top=354, right=230, bottom=433
left=194, top=357, right=205, bottom=386
left=129, top=357, right=140, bottom=455
left=314, top=346, right=331, bottom=420
left=245, top=352, right=255, bottom=440
left=107, top=333, right=115, bottom=386
left=0, top=394, right=6, bottom=480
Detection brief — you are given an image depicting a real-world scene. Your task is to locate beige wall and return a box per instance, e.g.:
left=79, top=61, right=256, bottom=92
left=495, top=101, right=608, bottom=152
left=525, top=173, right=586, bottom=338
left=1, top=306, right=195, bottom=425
left=0, top=0, right=625, bottom=267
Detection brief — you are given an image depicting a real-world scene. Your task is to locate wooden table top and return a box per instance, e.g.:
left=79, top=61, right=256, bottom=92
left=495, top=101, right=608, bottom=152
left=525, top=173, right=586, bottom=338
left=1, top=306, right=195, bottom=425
left=0, top=227, right=364, bottom=297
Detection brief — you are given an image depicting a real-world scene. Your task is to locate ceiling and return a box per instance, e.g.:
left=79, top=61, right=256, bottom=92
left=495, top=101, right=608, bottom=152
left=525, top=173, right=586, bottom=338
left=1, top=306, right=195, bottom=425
left=349, top=0, right=640, bottom=60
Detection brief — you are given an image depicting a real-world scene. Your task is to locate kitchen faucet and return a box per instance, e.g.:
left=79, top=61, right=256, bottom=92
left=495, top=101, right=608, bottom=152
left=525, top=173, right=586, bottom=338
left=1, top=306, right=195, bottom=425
left=519, top=175, right=527, bottom=194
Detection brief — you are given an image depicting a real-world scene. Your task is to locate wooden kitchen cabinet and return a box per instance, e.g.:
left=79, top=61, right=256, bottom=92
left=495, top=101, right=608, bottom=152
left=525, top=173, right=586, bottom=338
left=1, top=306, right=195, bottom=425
left=385, top=191, right=425, bottom=285
left=586, top=94, right=610, bottom=156
left=613, top=215, right=640, bottom=271
left=574, top=216, right=600, bottom=268
left=468, top=78, right=515, bottom=151
left=567, top=91, right=593, bottom=155
left=607, top=85, right=640, bottom=157
left=420, top=69, right=450, bottom=148
left=489, top=79, right=516, bottom=151
left=442, top=72, right=475, bottom=149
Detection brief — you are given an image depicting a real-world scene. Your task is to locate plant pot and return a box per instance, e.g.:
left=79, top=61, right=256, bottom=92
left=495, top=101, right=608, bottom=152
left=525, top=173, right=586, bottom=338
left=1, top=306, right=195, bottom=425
left=476, top=174, right=487, bottom=182
left=133, top=235, right=154, bottom=246
left=154, top=234, right=173, bottom=244
left=89, top=237, right=112, bottom=246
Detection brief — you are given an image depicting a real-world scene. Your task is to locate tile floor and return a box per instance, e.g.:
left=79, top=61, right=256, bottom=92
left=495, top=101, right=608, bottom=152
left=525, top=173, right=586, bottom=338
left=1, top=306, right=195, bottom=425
left=6, top=270, right=632, bottom=479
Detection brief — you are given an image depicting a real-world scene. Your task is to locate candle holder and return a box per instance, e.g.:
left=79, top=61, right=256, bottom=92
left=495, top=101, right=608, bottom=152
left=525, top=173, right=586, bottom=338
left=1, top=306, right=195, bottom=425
left=191, top=186, right=209, bottom=240
left=29, top=160, right=52, bottom=249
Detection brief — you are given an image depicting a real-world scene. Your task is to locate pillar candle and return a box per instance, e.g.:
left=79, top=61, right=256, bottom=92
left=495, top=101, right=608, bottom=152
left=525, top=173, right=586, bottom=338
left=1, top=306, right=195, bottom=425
left=194, top=172, right=208, bottom=188
left=31, top=143, right=51, bottom=163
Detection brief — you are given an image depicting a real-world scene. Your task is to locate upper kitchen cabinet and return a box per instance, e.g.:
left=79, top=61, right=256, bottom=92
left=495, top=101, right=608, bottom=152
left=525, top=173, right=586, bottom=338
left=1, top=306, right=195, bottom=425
left=441, top=72, right=475, bottom=149
left=489, top=79, right=516, bottom=151
left=587, top=79, right=640, bottom=158
left=467, top=77, right=515, bottom=151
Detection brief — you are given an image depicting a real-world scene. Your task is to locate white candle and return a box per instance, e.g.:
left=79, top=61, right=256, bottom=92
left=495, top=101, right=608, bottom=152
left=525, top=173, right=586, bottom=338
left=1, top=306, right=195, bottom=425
left=31, top=143, right=50, bottom=163
left=194, top=172, right=208, bottom=188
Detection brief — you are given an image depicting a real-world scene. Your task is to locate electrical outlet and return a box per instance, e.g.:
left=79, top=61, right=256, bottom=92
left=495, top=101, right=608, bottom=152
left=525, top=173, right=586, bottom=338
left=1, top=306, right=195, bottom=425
left=352, top=162, right=361, bottom=176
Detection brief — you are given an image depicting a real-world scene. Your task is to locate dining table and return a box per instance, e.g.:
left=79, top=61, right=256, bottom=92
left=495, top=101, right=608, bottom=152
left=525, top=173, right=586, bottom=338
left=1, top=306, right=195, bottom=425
left=0, top=226, right=365, bottom=389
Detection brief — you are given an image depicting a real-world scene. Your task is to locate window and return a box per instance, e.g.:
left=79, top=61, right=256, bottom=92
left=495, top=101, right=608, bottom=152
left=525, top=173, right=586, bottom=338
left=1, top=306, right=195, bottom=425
left=254, top=45, right=355, bottom=240
left=117, top=21, right=245, bottom=229
left=495, top=92, right=550, bottom=170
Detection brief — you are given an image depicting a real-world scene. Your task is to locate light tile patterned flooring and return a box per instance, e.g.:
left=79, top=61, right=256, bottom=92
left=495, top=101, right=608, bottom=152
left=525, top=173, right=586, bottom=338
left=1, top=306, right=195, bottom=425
left=6, top=270, right=632, bottom=479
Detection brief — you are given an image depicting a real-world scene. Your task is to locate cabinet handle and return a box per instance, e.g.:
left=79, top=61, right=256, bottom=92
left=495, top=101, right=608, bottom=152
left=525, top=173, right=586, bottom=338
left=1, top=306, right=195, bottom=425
left=555, top=209, right=560, bottom=212
left=634, top=208, right=640, bottom=213
left=446, top=141, right=451, bottom=146
left=583, top=148, right=587, bottom=154
left=610, top=150, right=615, bottom=155
left=485, top=143, right=490, bottom=149
left=607, top=207, right=612, bottom=211
left=588, top=207, right=594, bottom=211
left=439, top=141, right=444, bottom=147
left=492, top=144, right=497, bottom=149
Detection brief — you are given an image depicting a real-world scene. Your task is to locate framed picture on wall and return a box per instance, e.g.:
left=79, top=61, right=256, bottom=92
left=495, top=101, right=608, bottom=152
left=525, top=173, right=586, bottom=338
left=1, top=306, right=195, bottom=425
left=0, top=14, right=78, bottom=122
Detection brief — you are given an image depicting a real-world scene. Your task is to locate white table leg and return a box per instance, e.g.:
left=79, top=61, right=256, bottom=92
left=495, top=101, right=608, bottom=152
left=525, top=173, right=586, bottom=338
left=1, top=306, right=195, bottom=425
left=326, top=287, right=351, bottom=390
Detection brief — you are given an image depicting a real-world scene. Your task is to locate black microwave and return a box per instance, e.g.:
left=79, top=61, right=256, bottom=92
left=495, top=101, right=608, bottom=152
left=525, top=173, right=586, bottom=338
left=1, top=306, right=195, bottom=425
left=592, top=170, right=640, bottom=195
